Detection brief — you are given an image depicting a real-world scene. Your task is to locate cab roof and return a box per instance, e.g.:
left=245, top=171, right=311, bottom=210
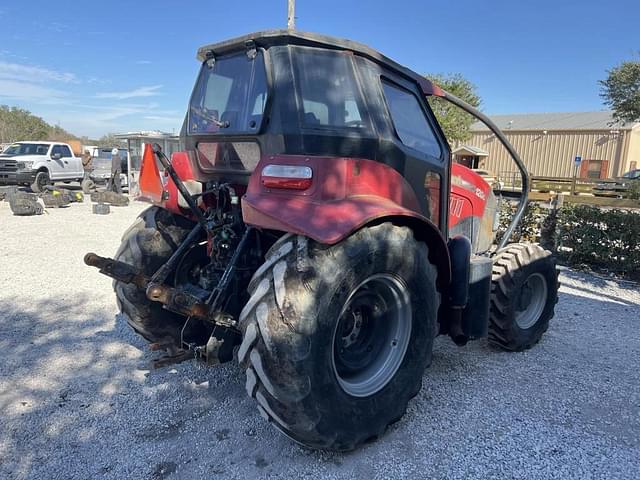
left=196, top=30, right=442, bottom=96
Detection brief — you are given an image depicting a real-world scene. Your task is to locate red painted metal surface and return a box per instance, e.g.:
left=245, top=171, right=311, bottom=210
left=162, top=151, right=199, bottom=215
left=448, top=163, right=491, bottom=226
left=243, top=154, right=451, bottom=285
left=243, top=154, right=425, bottom=242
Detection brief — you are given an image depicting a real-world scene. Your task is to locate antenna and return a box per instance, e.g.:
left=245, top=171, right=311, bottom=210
left=287, top=0, right=295, bottom=30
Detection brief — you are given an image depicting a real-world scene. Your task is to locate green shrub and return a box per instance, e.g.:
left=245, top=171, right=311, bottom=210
left=495, top=200, right=544, bottom=245
left=556, top=205, right=640, bottom=279
left=628, top=181, right=640, bottom=200
left=494, top=200, right=640, bottom=279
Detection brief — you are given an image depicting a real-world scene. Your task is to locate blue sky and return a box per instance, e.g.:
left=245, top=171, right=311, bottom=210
left=0, top=0, right=637, bottom=138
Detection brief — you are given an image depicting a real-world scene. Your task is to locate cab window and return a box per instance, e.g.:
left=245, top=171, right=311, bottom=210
left=293, top=47, right=367, bottom=129
left=381, top=80, right=441, bottom=158
left=189, top=51, right=268, bottom=134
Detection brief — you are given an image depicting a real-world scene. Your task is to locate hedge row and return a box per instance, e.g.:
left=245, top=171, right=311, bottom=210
left=496, top=201, right=640, bottom=280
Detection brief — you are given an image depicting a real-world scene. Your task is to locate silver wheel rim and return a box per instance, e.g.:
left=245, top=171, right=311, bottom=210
left=332, top=273, right=412, bottom=398
left=515, top=272, right=548, bottom=329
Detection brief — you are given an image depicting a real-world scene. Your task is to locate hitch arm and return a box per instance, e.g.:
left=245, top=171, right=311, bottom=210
left=84, top=253, right=149, bottom=289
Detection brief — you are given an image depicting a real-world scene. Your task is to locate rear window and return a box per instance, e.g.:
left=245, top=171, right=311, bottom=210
left=293, top=47, right=367, bottom=129
left=189, top=51, right=268, bottom=135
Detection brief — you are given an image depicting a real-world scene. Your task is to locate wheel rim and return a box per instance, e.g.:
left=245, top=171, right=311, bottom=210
left=38, top=174, right=48, bottom=190
left=332, top=273, right=412, bottom=397
left=515, top=272, right=548, bottom=329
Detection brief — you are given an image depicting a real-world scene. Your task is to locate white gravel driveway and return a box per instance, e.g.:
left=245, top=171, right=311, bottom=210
left=0, top=199, right=638, bottom=479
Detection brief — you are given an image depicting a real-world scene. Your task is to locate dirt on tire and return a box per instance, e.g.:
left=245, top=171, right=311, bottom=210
left=237, top=223, right=440, bottom=451
left=113, top=206, right=195, bottom=347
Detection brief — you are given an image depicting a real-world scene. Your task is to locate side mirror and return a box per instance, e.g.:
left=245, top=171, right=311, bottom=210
left=51, top=153, right=62, bottom=160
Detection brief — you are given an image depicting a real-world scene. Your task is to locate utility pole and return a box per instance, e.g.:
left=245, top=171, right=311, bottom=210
left=287, top=0, right=295, bottom=30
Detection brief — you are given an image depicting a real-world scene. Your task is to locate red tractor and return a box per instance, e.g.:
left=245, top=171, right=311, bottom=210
left=86, top=30, right=558, bottom=451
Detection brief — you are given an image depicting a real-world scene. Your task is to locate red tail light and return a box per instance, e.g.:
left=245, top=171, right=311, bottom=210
left=261, top=164, right=313, bottom=190
left=138, top=143, right=165, bottom=202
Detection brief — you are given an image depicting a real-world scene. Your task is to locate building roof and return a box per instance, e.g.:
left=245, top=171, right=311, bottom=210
left=452, top=145, right=488, bottom=157
left=471, top=111, right=638, bottom=131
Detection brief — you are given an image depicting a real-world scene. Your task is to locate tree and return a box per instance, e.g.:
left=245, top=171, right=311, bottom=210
left=599, top=59, right=640, bottom=124
left=95, top=133, right=125, bottom=148
left=0, top=105, right=77, bottom=143
left=425, top=73, right=481, bottom=144
left=0, top=105, right=50, bottom=143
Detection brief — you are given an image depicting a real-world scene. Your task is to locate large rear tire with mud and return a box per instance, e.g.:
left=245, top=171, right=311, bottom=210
left=238, top=223, right=439, bottom=451
left=113, top=206, right=194, bottom=347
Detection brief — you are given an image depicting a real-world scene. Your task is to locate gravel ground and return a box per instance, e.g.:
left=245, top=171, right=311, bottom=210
left=0, top=199, right=638, bottom=480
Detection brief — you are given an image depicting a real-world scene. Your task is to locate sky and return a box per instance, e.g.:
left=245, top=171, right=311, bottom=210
left=0, top=0, right=638, bottom=138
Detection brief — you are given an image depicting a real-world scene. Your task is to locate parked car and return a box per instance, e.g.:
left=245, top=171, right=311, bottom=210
left=82, top=147, right=129, bottom=192
left=472, top=168, right=504, bottom=191
left=89, top=147, right=129, bottom=174
left=593, top=169, right=640, bottom=195
left=0, top=141, right=84, bottom=192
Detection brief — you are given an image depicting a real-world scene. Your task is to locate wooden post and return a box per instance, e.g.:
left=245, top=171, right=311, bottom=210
left=287, top=0, right=295, bottom=30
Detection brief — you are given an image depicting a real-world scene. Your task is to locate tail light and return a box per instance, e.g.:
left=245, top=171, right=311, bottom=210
left=261, top=164, right=313, bottom=190
left=138, top=143, right=165, bottom=203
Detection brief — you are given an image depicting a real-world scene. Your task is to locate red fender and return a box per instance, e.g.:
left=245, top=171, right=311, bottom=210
left=243, top=155, right=451, bottom=287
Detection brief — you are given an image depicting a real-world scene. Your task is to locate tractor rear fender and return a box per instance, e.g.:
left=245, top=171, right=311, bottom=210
left=243, top=155, right=451, bottom=288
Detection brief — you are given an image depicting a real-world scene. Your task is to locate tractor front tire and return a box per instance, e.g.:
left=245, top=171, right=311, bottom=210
left=113, top=206, right=194, bottom=347
left=238, top=223, right=439, bottom=451
left=489, top=243, right=558, bottom=351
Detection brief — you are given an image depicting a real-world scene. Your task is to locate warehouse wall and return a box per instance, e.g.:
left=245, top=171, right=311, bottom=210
left=626, top=126, right=640, bottom=172
left=467, top=129, right=632, bottom=178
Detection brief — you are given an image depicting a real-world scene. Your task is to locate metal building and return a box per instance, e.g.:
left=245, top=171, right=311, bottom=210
left=459, top=111, right=640, bottom=179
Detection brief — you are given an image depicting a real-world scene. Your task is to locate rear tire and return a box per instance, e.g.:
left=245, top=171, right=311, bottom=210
left=113, top=206, right=194, bottom=346
left=238, top=223, right=439, bottom=451
left=488, top=243, right=558, bottom=351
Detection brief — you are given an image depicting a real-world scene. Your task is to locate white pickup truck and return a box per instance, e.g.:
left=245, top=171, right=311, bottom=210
left=0, top=141, right=84, bottom=192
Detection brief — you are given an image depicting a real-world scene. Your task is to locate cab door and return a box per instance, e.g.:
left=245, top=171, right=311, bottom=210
left=50, top=144, right=79, bottom=179
left=48, top=145, right=65, bottom=180
left=64, top=145, right=83, bottom=178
